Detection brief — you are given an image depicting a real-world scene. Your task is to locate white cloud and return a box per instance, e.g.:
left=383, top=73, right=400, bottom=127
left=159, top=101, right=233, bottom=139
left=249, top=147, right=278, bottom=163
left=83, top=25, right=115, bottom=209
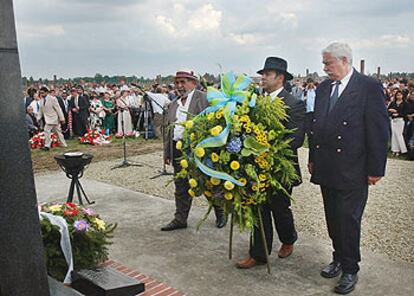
left=155, top=15, right=176, bottom=34
left=18, top=24, right=65, bottom=40
left=352, top=34, right=412, bottom=49
left=229, top=33, right=260, bottom=45
left=188, top=4, right=222, bottom=31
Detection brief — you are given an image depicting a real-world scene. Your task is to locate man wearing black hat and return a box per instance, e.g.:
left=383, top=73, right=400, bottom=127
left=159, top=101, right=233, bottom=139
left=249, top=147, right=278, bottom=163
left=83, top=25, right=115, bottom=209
left=237, top=57, right=305, bottom=269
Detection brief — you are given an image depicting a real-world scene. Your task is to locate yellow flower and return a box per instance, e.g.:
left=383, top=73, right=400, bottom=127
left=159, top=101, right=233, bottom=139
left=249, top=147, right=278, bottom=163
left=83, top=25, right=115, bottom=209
left=230, top=160, right=240, bottom=170
left=180, top=159, right=188, bottom=168
left=195, top=147, right=205, bottom=158
left=189, top=178, right=198, bottom=188
left=204, top=191, right=213, bottom=198
left=210, top=126, right=223, bottom=137
left=240, top=115, right=250, bottom=123
left=224, top=181, right=235, bottom=191
left=207, top=113, right=215, bottom=120
left=188, top=189, right=195, bottom=198
left=259, top=182, right=266, bottom=188
left=245, top=128, right=252, bottom=133
left=239, top=178, right=247, bottom=185
left=211, top=177, right=221, bottom=186
left=185, top=120, right=194, bottom=129
left=48, top=204, right=63, bottom=213
left=190, top=133, right=196, bottom=141
left=252, top=184, right=258, bottom=191
left=234, top=115, right=239, bottom=120
left=211, top=152, right=219, bottom=162
left=215, top=112, right=223, bottom=119
left=259, top=174, right=267, bottom=181
left=176, top=140, right=182, bottom=150
left=224, top=192, right=233, bottom=200
left=94, top=218, right=106, bottom=231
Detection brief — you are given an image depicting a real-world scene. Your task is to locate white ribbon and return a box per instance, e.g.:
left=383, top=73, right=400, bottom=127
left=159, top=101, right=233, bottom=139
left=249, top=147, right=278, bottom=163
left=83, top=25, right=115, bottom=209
left=39, top=212, right=74, bottom=284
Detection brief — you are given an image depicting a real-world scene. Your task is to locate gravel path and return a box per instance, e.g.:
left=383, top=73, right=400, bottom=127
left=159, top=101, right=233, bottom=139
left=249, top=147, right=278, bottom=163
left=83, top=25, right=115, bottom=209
left=84, top=148, right=414, bottom=263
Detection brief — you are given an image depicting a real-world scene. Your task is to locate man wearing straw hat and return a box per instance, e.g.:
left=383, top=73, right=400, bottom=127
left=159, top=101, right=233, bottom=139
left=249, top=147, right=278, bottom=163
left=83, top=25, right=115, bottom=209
left=161, top=69, right=227, bottom=231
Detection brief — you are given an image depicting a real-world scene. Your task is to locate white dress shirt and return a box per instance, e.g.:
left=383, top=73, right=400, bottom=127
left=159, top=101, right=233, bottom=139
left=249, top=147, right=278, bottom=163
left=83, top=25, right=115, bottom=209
left=331, top=68, right=354, bottom=98
left=173, top=89, right=195, bottom=141
left=267, top=86, right=284, bottom=100
left=29, top=99, right=42, bottom=119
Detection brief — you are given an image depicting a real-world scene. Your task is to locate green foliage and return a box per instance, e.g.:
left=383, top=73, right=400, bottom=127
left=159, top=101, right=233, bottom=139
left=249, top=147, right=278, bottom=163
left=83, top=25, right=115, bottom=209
left=175, top=73, right=299, bottom=231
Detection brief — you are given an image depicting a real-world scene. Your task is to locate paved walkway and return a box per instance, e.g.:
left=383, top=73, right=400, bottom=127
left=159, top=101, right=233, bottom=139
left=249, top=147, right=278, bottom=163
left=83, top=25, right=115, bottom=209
left=35, top=173, right=414, bottom=296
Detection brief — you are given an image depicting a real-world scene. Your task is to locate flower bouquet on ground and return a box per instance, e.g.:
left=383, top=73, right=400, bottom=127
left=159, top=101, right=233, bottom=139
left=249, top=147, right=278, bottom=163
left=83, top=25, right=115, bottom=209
left=40, top=202, right=116, bottom=282
left=115, top=130, right=136, bottom=138
left=175, top=72, right=298, bottom=272
left=79, top=128, right=112, bottom=145
left=30, top=132, right=60, bottom=149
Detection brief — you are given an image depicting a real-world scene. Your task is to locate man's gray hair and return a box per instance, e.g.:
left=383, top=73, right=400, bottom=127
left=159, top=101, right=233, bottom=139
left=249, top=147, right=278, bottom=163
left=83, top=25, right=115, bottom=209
left=322, top=42, right=353, bottom=65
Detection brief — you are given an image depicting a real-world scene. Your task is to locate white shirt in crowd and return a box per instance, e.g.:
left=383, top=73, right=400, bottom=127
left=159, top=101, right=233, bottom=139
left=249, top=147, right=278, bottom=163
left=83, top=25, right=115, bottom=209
left=147, top=92, right=169, bottom=114
left=173, top=89, right=195, bottom=141
left=331, top=67, right=354, bottom=98
left=128, top=94, right=140, bottom=108
left=304, top=88, right=316, bottom=113
left=29, top=99, right=42, bottom=120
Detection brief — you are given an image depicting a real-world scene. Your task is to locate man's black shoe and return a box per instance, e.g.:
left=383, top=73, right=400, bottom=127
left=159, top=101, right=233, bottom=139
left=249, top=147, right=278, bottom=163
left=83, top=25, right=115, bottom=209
left=334, top=273, right=358, bottom=294
left=41, top=147, right=50, bottom=151
left=160, top=220, right=187, bottom=231
left=215, top=214, right=227, bottom=228
left=321, top=261, right=342, bottom=278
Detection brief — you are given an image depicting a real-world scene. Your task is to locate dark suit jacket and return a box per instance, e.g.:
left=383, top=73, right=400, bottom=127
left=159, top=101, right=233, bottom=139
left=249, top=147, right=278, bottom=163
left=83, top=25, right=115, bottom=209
left=309, top=69, right=389, bottom=190
left=164, top=89, right=209, bottom=161
left=278, top=89, right=306, bottom=186
left=69, top=95, right=90, bottom=120
left=57, top=96, right=68, bottom=118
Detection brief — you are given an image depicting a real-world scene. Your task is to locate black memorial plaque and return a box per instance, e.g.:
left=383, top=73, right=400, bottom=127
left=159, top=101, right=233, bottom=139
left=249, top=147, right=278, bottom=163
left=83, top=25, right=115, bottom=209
left=71, top=267, right=145, bottom=296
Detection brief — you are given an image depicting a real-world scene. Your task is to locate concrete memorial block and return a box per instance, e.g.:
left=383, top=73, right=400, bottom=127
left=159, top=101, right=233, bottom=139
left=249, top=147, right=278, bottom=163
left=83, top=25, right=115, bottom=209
left=71, top=267, right=145, bottom=296
left=0, top=0, right=50, bottom=294
left=48, top=277, right=84, bottom=296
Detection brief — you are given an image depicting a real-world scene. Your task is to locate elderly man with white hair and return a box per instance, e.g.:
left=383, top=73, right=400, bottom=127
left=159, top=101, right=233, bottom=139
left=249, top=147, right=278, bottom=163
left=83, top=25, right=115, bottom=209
left=308, top=42, right=389, bottom=294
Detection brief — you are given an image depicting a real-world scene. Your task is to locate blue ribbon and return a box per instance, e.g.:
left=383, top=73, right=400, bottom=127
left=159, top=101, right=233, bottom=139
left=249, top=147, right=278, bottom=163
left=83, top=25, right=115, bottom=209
left=194, top=72, right=253, bottom=186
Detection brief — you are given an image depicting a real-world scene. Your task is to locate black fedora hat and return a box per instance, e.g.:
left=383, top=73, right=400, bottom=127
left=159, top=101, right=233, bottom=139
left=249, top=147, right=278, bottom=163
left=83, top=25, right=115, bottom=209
left=257, top=57, right=293, bottom=80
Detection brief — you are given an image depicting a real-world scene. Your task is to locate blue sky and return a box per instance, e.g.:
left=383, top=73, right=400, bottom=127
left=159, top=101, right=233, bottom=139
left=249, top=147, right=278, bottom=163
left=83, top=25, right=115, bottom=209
left=13, top=0, right=414, bottom=79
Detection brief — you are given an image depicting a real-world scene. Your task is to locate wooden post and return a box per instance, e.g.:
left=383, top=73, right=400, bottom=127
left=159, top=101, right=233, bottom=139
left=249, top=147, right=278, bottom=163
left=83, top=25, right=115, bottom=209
left=360, top=60, right=365, bottom=75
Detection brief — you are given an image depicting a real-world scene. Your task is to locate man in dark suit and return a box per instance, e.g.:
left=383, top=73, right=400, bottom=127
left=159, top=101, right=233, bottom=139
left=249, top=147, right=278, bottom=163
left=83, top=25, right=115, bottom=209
left=69, top=86, right=90, bottom=137
left=237, top=57, right=305, bottom=269
left=308, top=42, right=389, bottom=294
left=56, top=89, right=70, bottom=139
left=161, top=69, right=227, bottom=231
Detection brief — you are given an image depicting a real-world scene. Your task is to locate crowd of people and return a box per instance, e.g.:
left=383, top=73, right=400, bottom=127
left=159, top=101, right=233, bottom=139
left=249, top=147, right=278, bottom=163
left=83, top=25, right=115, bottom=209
left=23, top=73, right=414, bottom=158
left=23, top=80, right=179, bottom=147
left=289, top=76, right=414, bottom=159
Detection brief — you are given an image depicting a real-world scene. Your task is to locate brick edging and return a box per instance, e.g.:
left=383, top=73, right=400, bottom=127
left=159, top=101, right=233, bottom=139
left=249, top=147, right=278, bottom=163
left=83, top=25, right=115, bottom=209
left=101, top=260, right=186, bottom=296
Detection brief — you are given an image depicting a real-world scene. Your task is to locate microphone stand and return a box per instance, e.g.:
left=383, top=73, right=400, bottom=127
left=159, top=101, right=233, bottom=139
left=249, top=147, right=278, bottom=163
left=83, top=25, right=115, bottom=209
left=111, top=106, right=142, bottom=170
left=136, top=85, right=173, bottom=179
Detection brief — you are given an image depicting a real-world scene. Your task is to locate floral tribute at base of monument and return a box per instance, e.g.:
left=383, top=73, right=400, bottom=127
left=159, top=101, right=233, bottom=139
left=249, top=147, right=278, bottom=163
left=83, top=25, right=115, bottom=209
left=39, top=202, right=116, bottom=282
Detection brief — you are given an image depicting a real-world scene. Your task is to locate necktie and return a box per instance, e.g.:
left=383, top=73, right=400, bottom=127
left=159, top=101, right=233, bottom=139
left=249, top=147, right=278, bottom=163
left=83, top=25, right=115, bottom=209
left=180, top=96, right=188, bottom=106
left=36, top=101, right=40, bottom=111
left=329, top=81, right=341, bottom=112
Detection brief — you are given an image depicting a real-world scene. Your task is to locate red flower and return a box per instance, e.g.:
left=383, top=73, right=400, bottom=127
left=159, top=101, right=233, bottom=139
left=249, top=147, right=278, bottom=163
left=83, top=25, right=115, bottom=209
left=63, top=209, right=79, bottom=217
left=65, top=202, right=77, bottom=209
